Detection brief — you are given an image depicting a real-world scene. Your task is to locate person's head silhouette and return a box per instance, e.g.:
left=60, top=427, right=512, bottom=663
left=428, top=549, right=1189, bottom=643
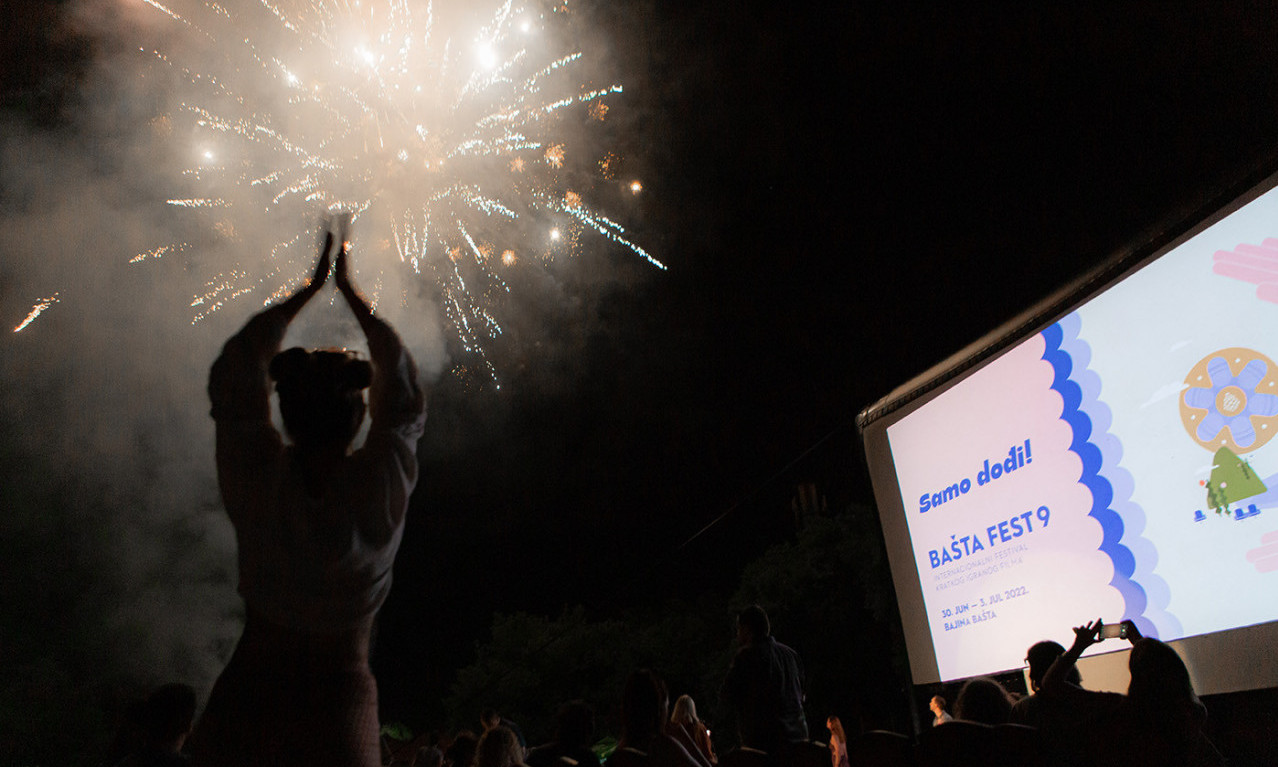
left=1025, top=639, right=1080, bottom=691
left=269, top=347, right=372, bottom=452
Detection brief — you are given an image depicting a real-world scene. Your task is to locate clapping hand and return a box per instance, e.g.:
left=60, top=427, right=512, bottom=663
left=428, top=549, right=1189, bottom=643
left=332, top=212, right=355, bottom=293
left=310, top=232, right=334, bottom=291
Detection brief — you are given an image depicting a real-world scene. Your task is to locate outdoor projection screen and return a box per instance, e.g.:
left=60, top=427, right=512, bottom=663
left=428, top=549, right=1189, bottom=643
left=859, top=166, right=1278, bottom=693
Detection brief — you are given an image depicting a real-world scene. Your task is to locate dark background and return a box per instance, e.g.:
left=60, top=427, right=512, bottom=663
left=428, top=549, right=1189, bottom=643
left=377, top=0, right=1278, bottom=734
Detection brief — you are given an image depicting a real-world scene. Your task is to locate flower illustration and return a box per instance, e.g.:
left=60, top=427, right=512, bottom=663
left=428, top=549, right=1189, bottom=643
left=1182, top=349, right=1278, bottom=452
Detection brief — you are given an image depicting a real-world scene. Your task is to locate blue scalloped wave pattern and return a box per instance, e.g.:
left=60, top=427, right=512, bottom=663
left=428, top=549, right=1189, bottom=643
left=1058, top=313, right=1181, bottom=639
left=1041, top=313, right=1168, bottom=638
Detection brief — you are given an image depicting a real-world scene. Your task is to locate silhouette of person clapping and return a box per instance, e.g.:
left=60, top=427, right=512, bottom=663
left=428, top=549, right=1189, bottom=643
left=191, top=217, right=427, bottom=767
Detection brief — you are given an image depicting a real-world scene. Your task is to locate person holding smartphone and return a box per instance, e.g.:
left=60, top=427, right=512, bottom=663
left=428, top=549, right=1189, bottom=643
left=1040, top=619, right=1224, bottom=767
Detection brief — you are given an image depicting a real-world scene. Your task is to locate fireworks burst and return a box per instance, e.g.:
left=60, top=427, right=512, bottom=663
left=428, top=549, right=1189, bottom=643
left=128, top=0, right=661, bottom=383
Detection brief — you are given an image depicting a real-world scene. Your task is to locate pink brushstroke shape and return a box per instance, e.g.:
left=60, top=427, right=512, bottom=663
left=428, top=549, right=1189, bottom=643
left=1214, top=240, right=1278, bottom=304
left=1258, top=283, right=1278, bottom=303
left=1216, top=252, right=1278, bottom=271
left=1234, top=241, right=1278, bottom=261
left=1245, top=530, right=1278, bottom=573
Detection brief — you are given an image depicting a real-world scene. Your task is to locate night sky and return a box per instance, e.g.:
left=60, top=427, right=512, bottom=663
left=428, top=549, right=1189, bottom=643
left=5, top=0, right=1278, bottom=750
left=380, top=1, right=1278, bottom=716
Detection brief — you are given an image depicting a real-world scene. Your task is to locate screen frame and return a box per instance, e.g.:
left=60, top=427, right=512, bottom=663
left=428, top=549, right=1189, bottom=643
left=858, top=156, right=1278, bottom=693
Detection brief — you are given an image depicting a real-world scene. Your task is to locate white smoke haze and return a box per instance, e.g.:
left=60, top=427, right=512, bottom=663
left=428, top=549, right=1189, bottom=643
left=0, top=90, right=243, bottom=730
left=1, top=0, right=658, bottom=759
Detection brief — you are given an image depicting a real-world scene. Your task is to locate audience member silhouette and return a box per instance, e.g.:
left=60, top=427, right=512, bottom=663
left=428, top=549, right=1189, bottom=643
left=953, top=677, right=1015, bottom=725
left=721, top=605, right=808, bottom=756
left=823, top=716, right=848, bottom=767
left=483, top=708, right=529, bottom=753
left=1041, top=618, right=1225, bottom=767
left=526, top=700, right=602, bottom=767
left=1125, top=634, right=1224, bottom=766
left=1008, top=637, right=1099, bottom=762
left=416, top=744, right=446, bottom=767
left=607, top=670, right=704, bottom=767
left=478, top=726, right=529, bottom=767
left=115, top=683, right=197, bottom=766
left=927, top=695, right=953, bottom=726
left=446, top=731, right=481, bottom=767
left=666, top=695, right=717, bottom=767
left=190, top=221, right=427, bottom=766
left=1010, top=640, right=1075, bottom=725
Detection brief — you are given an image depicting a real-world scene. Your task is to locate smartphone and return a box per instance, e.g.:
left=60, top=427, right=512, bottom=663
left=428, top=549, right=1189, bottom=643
left=1098, top=622, right=1126, bottom=639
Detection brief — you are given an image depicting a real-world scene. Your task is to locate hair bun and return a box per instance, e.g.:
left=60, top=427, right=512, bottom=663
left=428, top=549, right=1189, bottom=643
left=269, top=347, right=312, bottom=384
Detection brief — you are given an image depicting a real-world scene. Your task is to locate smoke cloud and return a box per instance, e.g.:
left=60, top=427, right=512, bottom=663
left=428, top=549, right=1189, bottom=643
left=0, top=0, right=662, bottom=758
left=0, top=0, right=457, bottom=754
left=0, top=51, right=240, bottom=751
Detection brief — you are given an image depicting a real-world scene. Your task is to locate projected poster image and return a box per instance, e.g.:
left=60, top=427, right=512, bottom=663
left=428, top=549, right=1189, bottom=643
left=886, top=185, right=1278, bottom=681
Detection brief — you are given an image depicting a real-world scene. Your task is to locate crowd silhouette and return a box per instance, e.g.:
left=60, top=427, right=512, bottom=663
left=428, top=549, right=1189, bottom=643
left=105, top=607, right=1230, bottom=767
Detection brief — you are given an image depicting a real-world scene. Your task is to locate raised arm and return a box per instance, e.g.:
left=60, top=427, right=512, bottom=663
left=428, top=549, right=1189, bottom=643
left=278, top=232, right=333, bottom=313
left=1041, top=619, right=1100, bottom=695
left=333, top=230, right=386, bottom=351
left=334, top=229, right=424, bottom=428
left=209, top=233, right=333, bottom=422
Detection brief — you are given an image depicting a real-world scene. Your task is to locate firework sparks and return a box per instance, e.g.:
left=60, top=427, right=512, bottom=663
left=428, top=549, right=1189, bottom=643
left=14, top=294, right=61, bottom=333
left=134, top=0, right=662, bottom=384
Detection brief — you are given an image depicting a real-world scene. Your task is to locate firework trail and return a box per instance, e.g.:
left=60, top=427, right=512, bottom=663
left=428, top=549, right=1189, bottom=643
left=90, top=0, right=660, bottom=384
left=13, top=294, right=61, bottom=333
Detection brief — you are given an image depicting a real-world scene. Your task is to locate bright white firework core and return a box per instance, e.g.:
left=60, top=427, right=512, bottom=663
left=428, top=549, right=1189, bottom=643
left=136, top=0, right=664, bottom=385
left=477, top=42, right=500, bottom=69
